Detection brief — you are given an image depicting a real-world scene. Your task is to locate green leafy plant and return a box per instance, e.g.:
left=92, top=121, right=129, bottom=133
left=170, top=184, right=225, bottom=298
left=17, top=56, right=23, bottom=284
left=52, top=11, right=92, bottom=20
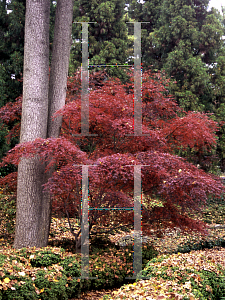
left=29, top=251, right=62, bottom=268
left=0, top=254, right=6, bottom=267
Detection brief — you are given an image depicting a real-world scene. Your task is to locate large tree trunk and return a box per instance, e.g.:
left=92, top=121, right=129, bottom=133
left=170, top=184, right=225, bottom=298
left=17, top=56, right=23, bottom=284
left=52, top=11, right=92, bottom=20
left=14, top=0, right=50, bottom=248
left=39, top=0, right=74, bottom=246
left=14, top=0, right=73, bottom=249
left=48, top=0, right=73, bottom=139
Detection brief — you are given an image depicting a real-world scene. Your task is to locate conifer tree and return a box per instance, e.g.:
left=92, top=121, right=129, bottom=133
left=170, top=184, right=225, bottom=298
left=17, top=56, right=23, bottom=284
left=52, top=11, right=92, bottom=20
left=128, top=0, right=224, bottom=111
left=0, top=0, right=25, bottom=107
left=128, top=0, right=225, bottom=171
left=70, top=0, right=132, bottom=82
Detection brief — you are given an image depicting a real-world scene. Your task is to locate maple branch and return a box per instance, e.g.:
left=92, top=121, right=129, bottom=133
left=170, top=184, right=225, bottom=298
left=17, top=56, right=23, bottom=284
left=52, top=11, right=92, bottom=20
left=87, top=136, right=96, bottom=158
left=65, top=205, right=78, bottom=236
left=64, top=193, right=78, bottom=234
left=164, top=120, right=188, bottom=140
left=89, top=187, right=105, bottom=218
left=90, top=223, right=133, bottom=236
left=61, top=123, right=71, bottom=136
left=63, top=193, right=82, bottom=252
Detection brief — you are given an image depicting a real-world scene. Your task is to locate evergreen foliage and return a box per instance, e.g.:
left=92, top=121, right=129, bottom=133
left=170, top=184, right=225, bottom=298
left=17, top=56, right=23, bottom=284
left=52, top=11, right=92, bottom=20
left=70, top=0, right=133, bottom=82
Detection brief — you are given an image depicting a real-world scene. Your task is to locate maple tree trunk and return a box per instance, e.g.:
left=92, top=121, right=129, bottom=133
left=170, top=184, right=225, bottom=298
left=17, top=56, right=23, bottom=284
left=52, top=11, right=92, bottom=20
left=14, top=0, right=73, bottom=249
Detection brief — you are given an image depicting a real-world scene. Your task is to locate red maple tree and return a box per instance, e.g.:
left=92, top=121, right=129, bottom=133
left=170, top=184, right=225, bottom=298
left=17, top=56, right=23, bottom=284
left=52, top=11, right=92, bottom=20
left=0, top=69, right=224, bottom=251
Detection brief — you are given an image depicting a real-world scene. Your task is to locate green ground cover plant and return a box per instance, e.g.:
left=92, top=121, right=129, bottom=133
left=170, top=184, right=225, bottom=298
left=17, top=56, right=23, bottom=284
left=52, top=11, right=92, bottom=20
left=0, top=242, right=158, bottom=299
left=1, top=189, right=225, bottom=299
left=109, top=249, right=225, bottom=299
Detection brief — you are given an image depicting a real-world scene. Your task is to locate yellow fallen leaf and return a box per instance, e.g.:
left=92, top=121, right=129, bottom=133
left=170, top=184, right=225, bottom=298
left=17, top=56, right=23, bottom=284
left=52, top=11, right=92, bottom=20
left=206, top=285, right=213, bottom=293
left=3, top=278, right=10, bottom=283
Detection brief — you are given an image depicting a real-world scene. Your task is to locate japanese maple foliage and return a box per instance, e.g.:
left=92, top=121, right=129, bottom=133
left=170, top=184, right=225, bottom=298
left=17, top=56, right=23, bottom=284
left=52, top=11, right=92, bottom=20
left=0, top=96, right=22, bottom=145
left=0, top=69, right=224, bottom=249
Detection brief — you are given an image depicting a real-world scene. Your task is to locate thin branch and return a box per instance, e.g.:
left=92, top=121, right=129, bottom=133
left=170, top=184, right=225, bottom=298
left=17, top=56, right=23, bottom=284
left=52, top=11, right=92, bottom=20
left=164, top=120, right=188, bottom=140
left=90, top=223, right=133, bottom=236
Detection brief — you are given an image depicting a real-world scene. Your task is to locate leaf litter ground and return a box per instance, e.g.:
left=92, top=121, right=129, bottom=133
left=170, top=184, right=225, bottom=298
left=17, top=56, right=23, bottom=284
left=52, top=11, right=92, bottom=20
left=67, top=223, right=225, bottom=300
left=1, top=197, right=225, bottom=299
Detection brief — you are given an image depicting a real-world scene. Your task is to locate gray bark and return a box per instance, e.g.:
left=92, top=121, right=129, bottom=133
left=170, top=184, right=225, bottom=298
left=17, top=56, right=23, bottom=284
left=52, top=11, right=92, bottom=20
left=14, top=0, right=50, bottom=248
left=48, top=0, right=73, bottom=139
left=39, top=0, right=74, bottom=246
left=14, top=0, right=73, bottom=248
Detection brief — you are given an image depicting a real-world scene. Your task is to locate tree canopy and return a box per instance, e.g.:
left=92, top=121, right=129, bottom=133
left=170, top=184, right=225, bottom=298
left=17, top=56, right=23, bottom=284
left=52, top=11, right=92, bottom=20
left=0, top=70, right=224, bottom=250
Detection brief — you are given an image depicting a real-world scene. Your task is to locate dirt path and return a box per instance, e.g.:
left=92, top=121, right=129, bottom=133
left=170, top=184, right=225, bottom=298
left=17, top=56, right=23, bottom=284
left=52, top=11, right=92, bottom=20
left=69, top=286, right=122, bottom=300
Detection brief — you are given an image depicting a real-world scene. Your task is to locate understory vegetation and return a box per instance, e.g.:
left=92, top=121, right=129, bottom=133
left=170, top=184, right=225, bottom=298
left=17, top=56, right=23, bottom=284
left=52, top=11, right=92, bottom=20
left=1, top=188, right=225, bottom=299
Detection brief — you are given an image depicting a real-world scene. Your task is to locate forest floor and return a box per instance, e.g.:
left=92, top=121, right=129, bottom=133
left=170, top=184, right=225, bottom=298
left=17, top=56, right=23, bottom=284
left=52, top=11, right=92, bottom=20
left=50, top=195, right=225, bottom=299
left=1, top=193, right=225, bottom=299
left=2, top=216, right=225, bottom=299
left=66, top=223, right=225, bottom=299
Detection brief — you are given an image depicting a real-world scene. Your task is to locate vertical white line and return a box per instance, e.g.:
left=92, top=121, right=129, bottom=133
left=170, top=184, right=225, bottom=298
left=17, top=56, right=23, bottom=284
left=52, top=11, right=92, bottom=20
left=134, top=22, right=142, bottom=136
left=81, top=22, right=89, bottom=136
left=133, top=165, right=142, bottom=277
left=81, top=165, right=89, bottom=278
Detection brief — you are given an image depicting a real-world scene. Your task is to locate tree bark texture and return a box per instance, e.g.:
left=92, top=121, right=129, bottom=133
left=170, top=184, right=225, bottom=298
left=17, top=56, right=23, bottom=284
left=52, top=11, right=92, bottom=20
left=14, top=0, right=73, bottom=249
left=40, top=0, right=74, bottom=247
left=48, top=0, right=73, bottom=139
left=14, top=0, right=50, bottom=249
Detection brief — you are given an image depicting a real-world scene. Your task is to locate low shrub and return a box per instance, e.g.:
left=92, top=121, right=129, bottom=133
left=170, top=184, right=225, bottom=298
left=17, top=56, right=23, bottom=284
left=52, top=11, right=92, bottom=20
left=190, top=269, right=225, bottom=300
left=175, top=237, right=225, bottom=253
left=33, top=269, right=68, bottom=300
left=0, top=241, right=159, bottom=300
left=29, top=250, right=62, bottom=268
left=135, top=250, right=225, bottom=300
left=58, top=256, right=83, bottom=298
